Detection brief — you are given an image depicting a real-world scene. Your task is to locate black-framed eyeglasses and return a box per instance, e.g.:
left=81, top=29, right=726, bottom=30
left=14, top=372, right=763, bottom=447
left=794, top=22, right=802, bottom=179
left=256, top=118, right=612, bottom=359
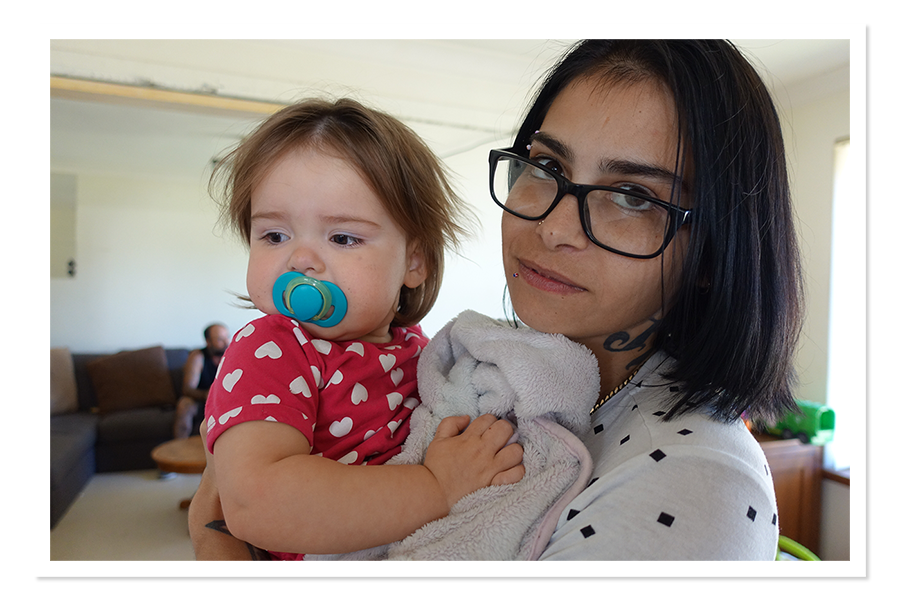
left=489, top=148, right=691, bottom=259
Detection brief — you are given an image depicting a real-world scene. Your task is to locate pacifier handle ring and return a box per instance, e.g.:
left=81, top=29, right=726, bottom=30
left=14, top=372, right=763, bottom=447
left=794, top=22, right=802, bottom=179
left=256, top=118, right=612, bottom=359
left=283, top=276, right=332, bottom=321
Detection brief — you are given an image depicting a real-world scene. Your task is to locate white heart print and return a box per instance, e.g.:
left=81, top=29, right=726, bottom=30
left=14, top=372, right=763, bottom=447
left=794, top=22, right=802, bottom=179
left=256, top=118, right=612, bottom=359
left=251, top=394, right=281, bottom=404
left=254, top=341, right=282, bottom=359
left=347, top=342, right=365, bottom=356
left=390, top=368, right=403, bottom=386
left=312, top=339, right=332, bottom=355
left=290, top=375, right=312, bottom=398
left=222, top=369, right=242, bottom=392
left=327, top=370, right=344, bottom=388
left=387, top=392, right=403, bottom=410
left=236, top=323, right=255, bottom=341
left=351, top=383, right=369, bottom=405
left=379, top=354, right=397, bottom=372
left=337, top=451, right=358, bottom=465
left=329, top=416, right=353, bottom=437
left=218, top=406, right=243, bottom=425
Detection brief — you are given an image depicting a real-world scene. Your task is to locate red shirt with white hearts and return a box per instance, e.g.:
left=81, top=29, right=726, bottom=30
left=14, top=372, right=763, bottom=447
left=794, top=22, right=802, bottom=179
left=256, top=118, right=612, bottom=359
left=204, top=314, right=426, bottom=560
left=206, top=314, right=426, bottom=465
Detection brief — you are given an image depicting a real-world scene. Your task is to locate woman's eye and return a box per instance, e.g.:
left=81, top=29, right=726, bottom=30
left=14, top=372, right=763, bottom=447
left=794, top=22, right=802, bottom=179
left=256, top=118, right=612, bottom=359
left=611, top=192, right=653, bottom=210
left=533, top=157, right=563, bottom=177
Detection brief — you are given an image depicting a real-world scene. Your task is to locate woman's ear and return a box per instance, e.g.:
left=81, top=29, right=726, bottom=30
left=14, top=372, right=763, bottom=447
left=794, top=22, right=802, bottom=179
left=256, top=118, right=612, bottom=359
left=403, top=240, right=428, bottom=289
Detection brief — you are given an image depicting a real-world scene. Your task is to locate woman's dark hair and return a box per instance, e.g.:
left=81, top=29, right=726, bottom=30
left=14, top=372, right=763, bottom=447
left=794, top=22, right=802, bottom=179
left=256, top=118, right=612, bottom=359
left=513, top=40, right=803, bottom=423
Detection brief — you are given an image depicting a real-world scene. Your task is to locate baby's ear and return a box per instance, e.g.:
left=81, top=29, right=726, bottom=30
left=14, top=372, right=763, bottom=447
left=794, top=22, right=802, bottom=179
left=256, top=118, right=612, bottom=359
left=403, top=240, right=428, bottom=289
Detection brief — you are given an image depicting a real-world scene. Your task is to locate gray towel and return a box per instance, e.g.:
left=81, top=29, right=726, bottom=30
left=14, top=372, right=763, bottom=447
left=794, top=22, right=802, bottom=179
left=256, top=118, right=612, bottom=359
left=306, top=310, right=599, bottom=560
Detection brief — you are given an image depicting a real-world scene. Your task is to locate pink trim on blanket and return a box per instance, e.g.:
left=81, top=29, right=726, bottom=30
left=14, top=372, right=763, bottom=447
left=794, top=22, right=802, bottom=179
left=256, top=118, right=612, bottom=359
left=523, top=416, right=594, bottom=560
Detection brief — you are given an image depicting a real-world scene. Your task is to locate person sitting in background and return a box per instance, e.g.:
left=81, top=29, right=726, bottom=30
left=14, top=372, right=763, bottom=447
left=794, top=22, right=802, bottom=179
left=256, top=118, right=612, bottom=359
left=173, top=323, right=230, bottom=439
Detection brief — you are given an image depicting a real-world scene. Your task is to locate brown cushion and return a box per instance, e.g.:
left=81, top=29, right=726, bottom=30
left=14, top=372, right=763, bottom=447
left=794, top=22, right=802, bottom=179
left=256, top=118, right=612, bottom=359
left=50, top=347, right=78, bottom=415
left=86, top=346, right=176, bottom=413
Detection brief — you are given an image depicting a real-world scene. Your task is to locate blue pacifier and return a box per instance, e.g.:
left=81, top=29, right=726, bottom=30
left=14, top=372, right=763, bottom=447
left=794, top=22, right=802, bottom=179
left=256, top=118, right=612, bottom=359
left=272, top=272, right=348, bottom=328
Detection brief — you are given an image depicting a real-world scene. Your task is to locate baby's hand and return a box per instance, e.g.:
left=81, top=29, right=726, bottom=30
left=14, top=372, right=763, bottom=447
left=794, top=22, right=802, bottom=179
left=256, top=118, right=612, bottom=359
left=423, top=414, right=525, bottom=509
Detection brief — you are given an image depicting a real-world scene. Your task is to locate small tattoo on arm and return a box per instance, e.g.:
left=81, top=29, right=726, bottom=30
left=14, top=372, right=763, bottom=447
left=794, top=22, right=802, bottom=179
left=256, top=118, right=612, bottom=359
left=205, top=519, right=272, bottom=560
left=205, top=519, right=232, bottom=535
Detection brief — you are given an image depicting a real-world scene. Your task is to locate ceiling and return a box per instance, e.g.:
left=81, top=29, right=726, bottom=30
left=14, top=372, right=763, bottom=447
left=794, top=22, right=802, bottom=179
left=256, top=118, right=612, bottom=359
left=50, top=39, right=851, bottom=181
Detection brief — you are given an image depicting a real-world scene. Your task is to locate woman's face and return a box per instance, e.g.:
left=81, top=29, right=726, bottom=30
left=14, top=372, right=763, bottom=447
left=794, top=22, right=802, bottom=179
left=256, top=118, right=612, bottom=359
left=502, top=76, right=691, bottom=357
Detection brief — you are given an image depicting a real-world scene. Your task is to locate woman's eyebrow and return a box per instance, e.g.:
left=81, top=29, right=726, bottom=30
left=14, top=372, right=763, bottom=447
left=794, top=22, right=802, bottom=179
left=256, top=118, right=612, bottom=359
left=530, top=131, right=572, bottom=161
left=599, top=158, right=688, bottom=193
left=531, top=131, right=688, bottom=193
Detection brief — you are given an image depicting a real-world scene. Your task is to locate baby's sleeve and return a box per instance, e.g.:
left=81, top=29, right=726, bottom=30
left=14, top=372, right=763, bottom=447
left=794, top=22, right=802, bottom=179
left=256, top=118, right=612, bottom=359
left=205, top=317, right=320, bottom=453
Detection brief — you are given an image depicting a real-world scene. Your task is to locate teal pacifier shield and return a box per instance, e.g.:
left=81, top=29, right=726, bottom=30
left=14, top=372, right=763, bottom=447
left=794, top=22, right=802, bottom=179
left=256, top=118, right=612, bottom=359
left=272, top=273, right=348, bottom=327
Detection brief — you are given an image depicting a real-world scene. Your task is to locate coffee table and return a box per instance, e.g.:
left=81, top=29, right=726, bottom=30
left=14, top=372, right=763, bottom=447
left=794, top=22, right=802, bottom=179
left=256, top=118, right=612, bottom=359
left=151, top=435, right=207, bottom=508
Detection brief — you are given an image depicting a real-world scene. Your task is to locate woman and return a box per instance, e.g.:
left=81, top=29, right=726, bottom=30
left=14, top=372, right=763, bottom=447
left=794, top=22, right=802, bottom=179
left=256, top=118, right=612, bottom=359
left=190, top=39, right=802, bottom=560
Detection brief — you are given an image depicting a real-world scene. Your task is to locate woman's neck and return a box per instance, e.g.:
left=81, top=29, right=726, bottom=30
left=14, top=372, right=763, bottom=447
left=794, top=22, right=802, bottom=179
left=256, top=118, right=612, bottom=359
left=586, top=322, right=659, bottom=400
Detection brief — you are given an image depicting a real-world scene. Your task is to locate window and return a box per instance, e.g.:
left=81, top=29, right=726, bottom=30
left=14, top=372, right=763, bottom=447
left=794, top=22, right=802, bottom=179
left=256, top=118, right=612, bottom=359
left=824, top=137, right=857, bottom=471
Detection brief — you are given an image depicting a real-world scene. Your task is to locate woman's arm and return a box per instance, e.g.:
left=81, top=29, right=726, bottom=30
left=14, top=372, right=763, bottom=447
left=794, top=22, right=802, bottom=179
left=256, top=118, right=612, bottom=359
left=211, top=413, right=523, bottom=555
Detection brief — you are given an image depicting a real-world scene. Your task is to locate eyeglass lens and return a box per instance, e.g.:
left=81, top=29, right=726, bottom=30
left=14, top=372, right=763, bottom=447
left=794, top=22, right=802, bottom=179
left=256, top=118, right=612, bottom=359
left=492, top=155, right=673, bottom=257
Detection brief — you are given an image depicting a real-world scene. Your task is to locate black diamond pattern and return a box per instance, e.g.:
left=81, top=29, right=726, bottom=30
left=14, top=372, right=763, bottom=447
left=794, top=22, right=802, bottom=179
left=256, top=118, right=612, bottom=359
left=620, top=435, right=630, bottom=445
left=747, top=506, right=757, bottom=522
left=594, top=424, right=604, bottom=434
left=650, top=449, right=666, bottom=462
left=657, top=512, right=675, bottom=527
left=677, top=429, right=693, bottom=436
left=580, top=525, right=596, bottom=538
left=567, top=509, right=580, bottom=521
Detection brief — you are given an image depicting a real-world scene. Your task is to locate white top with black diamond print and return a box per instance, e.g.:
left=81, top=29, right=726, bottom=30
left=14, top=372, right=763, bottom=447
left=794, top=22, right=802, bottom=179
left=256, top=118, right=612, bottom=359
left=539, top=352, right=779, bottom=560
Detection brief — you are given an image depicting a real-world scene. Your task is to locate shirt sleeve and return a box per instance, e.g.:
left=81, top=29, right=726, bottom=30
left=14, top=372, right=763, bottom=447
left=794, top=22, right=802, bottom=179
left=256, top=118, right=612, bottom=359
left=205, top=316, right=321, bottom=452
left=538, top=445, right=780, bottom=561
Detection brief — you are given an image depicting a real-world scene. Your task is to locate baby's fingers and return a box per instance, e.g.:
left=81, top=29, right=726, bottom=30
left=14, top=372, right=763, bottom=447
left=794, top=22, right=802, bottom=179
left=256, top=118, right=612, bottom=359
left=489, top=441, right=524, bottom=486
left=491, top=464, right=525, bottom=486
left=433, top=415, right=472, bottom=441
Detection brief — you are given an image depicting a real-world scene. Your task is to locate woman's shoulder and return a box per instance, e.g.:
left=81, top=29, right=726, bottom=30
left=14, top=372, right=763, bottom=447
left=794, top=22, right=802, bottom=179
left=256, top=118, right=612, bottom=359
left=594, top=352, right=770, bottom=472
left=543, top=353, right=778, bottom=559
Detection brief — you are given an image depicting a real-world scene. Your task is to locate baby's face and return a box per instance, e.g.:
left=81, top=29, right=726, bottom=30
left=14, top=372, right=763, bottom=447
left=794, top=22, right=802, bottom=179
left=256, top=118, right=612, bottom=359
left=246, top=147, right=426, bottom=344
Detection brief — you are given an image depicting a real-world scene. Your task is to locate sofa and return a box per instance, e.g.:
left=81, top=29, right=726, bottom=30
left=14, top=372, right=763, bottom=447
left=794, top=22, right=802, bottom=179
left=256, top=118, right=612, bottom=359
left=50, top=345, right=191, bottom=529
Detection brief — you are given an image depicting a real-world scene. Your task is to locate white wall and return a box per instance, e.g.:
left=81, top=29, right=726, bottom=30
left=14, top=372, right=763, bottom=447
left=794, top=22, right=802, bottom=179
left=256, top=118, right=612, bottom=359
left=48, top=137, right=513, bottom=352
left=50, top=171, right=256, bottom=352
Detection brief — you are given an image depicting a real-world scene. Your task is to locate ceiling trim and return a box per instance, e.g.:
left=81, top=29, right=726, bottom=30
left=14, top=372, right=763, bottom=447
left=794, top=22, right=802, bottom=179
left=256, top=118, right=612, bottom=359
left=50, top=76, right=286, bottom=119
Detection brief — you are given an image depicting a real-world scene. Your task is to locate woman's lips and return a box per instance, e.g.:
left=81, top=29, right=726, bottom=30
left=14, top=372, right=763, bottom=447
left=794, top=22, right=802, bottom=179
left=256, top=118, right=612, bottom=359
left=516, top=260, right=586, bottom=295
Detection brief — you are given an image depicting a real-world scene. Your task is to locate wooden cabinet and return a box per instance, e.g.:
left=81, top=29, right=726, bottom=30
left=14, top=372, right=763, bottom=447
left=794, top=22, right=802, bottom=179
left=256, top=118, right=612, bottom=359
left=755, top=433, right=823, bottom=554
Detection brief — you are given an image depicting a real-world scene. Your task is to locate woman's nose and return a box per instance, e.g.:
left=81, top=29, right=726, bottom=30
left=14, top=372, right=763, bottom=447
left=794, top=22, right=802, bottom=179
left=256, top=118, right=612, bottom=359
left=536, top=194, right=590, bottom=250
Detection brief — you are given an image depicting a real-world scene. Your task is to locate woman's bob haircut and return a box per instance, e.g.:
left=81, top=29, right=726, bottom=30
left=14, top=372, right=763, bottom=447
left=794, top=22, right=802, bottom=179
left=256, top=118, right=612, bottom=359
left=513, top=40, right=803, bottom=423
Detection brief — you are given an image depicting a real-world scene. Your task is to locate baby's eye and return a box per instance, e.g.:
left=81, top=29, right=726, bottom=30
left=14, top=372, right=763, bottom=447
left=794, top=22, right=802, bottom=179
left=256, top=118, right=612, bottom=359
left=262, top=231, right=288, bottom=244
left=331, top=234, right=362, bottom=247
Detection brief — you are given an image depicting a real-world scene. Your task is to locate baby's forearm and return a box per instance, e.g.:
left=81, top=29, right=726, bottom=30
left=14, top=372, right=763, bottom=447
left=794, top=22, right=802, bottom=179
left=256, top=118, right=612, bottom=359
left=220, top=455, right=449, bottom=554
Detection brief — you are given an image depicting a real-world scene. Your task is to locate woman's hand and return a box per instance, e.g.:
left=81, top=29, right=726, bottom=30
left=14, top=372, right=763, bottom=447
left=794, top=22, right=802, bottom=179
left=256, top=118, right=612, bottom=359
left=423, top=414, right=525, bottom=509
